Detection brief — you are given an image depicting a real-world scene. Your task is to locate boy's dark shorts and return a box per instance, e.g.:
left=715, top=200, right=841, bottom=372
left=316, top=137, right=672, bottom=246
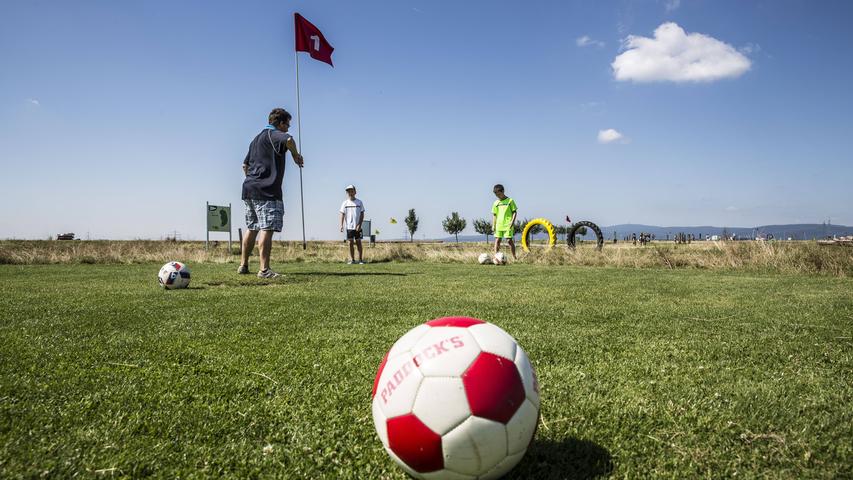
left=346, top=229, right=363, bottom=240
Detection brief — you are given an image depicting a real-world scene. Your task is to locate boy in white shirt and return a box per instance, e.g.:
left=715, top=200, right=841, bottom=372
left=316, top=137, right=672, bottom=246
left=339, top=185, right=366, bottom=264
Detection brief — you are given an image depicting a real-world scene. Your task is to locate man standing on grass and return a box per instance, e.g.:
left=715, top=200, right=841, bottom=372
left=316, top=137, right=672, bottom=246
left=339, top=185, right=365, bottom=264
left=492, top=184, right=518, bottom=260
left=238, top=108, right=304, bottom=278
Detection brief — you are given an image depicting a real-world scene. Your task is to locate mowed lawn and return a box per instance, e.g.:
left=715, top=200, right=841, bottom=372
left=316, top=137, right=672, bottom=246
left=0, top=262, right=851, bottom=479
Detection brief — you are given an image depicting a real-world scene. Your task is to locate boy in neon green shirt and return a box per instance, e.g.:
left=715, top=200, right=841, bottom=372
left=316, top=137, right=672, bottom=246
left=491, top=184, right=518, bottom=259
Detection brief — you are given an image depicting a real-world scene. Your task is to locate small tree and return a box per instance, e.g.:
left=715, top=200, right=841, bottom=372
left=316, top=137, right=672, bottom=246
left=404, top=209, right=419, bottom=242
left=473, top=218, right=494, bottom=243
left=442, top=212, right=467, bottom=243
left=554, top=224, right=569, bottom=242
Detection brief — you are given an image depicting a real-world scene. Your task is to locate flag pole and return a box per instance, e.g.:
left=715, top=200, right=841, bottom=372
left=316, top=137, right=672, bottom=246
left=295, top=50, right=307, bottom=250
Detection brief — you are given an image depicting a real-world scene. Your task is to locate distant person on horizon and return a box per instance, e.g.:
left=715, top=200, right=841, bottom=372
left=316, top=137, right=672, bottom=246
left=491, top=184, right=518, bottom=260
left=340, top=185, right=366, bottom=264
left=238, top=108, right=304, bottom=278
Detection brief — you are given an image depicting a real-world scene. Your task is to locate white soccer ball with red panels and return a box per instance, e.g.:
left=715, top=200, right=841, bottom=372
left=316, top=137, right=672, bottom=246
left=158, top=261, right=191, bottom=289
left=372, top=317, right=539, bottom=479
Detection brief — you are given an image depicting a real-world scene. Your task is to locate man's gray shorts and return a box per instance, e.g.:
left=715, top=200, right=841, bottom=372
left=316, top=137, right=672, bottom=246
left=244, top=199, right=284, bottom=232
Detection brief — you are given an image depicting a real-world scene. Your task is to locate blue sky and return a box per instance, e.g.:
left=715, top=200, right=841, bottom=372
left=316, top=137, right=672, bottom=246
left=1, top=0, right=851, bottom=240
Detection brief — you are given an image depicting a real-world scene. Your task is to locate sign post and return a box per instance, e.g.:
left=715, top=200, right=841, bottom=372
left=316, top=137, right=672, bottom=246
left=362, top=220, right=373, bottom=246
left=206, top=202, right=232, bottom=251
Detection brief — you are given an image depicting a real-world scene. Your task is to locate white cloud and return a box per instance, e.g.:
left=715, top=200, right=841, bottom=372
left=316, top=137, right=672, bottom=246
left=611, top=22, right=751, bottom=83
left=725, top=206, right=739, bottom=212
left=664, top=0, right=681, bottom=12
left=576, top=35, right=605, bottom=48
left=739, top=42, right=761, bottom=55
left=597, top=129, right=624, bottom=144
left=27, top=98, right=40, bottom=106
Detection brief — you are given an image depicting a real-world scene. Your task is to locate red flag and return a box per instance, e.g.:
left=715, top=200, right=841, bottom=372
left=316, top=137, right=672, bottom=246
left=295, top=13, right=334, bottom=66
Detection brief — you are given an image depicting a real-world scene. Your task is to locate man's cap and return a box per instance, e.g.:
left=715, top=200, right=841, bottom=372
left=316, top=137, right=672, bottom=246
left=345, top=184, right=356, bottom=190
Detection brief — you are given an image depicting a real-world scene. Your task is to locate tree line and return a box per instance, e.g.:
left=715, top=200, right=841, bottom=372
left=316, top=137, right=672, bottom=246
left=401, top=210, right=584, bottom=242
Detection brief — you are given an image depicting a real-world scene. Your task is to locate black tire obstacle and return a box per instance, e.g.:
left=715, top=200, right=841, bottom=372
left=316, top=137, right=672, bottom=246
left=567, top=220, right=604, bottom=251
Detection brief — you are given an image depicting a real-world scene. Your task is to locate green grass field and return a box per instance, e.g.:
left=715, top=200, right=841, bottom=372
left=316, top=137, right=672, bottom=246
left=1, top=262, right=851, bottom=478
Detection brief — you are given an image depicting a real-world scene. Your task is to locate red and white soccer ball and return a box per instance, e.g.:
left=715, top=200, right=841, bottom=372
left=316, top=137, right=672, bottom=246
left=372, top=317, right=539, bottom=479
left=158, top=261, right=191, bottom=289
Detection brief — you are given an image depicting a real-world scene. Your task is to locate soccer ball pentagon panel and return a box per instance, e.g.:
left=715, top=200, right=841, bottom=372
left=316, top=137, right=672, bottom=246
left=158, top=261, right=191, bottom=289
left=372, top=317, right=539, bottom=479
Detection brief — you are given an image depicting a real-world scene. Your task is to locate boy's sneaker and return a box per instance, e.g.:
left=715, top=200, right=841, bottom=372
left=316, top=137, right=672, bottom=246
left=357, top=260, right=366, bottom=264
left=347, top=260, right=354, bottom=264
left=257, top=268, right=282, bottom=278
left=237, top=265, right=249, bottom=274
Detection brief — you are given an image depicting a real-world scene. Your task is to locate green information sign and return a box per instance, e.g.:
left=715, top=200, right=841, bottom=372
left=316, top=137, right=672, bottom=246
left=207, top=204, right=231, bottom=232
left=206, top=202, right=232, bottom=250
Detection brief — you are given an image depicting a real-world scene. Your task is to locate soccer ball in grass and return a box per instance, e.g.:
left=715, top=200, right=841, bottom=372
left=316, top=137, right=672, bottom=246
left=158, top=261, right=191, bottom=289
left=477, top=253, right=491, bottom=265
left=372, top=317, right=539, bottom=479
left=493, top=252, right=507, bottom=265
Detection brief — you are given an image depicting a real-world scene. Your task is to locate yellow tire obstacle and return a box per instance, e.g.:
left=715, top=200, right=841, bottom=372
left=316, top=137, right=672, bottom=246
left=521, top=218, right=557, bottom=252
